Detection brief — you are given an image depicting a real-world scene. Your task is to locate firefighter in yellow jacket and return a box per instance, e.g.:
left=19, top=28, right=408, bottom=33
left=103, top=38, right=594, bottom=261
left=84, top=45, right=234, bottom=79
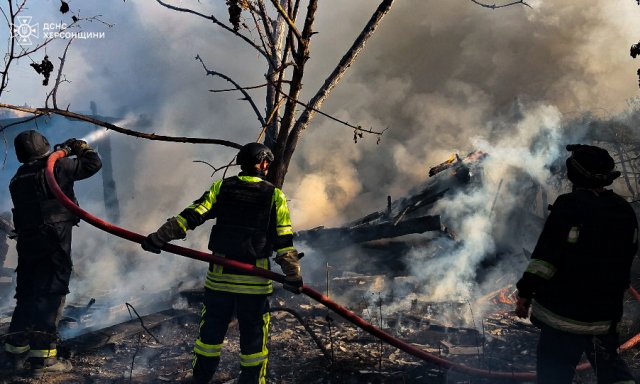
left=141, top=142, right=302, bottom=384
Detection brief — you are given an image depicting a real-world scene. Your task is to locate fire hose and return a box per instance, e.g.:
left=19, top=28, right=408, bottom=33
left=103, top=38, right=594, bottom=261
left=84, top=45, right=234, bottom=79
left=45, top=149, right=640, bottom=381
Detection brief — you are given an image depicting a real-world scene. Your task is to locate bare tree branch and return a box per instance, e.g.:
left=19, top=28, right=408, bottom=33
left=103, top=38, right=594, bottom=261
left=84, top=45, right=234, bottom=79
left=256, top=0, right=276, bottom=55
left=195, top=54, right=266, bottom=128
left=0, top=115, right=41, bottom=134
left=193, top=159, right=237, bottom=177
left=209, top=83, right=271, bottom=93
left=247, top=5, right=272, bottom=59
left=46, top=38, right=74, bottom=109
left=155, top=0, right=273, bottom=65
left=269, top=0, right=302, bottom=44
left=271, top=0, right=317, bottom=176
left=273, top=84, right=384, bottom=135
left=272, top=0, right=394, bottom=186
left=0, top=103, right=242, bottom=149
left=257, top=97, right=285, bottom=143
left=468, top=0, right=532, bottom=9
left=208, top=79, right=382, bottom=137
left=0, top=0, right=23, bottom=98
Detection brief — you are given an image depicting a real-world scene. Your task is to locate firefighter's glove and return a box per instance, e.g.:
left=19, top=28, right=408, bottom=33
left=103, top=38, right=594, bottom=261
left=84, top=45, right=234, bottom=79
left=141, top=217, right=186, bottom=254
left=275, top=250, right=303, bottom=294
left=54, top=139, right=73, bottom=156
left=69, top=139, right=90, bottom=157
left=141, top=233, right=164, bottom=254
left=514, top=292, right=532, bottom=319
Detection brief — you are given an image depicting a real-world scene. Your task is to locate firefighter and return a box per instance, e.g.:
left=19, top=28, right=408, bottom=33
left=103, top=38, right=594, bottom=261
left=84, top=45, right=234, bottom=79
left=1, top=130, right=102, bottom=376
left=515, top=144, right=638, bottom=384
left=141, top=142, right=302, bottom=384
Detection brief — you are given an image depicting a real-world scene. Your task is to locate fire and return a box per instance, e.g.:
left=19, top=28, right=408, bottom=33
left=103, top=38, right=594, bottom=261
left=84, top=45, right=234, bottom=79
left=496, top=287, right=517, bottom=305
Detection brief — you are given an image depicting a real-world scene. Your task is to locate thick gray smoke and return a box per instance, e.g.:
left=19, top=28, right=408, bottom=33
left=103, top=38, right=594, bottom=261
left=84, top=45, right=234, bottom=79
left=2, top=1, right=640, bottom=330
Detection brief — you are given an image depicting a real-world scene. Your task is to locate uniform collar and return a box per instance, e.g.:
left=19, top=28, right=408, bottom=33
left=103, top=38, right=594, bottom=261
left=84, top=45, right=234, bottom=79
left=237, top=174, right=264, bottom=182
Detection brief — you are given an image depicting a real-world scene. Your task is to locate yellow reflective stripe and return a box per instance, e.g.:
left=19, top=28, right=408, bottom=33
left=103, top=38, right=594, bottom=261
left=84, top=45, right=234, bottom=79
left=199, top=304, right=206, bottom=329
left=194, top=205, right=209, bottom=216
left=186, top=180, right=223, bottom=217
left=205, top=281, right=273, bottom=294
left=240, top=352, right=268, bottom=366
left=29, top=348, right=57, bottom=358
left=532, top=301, right=612, bottom=335
left=240, top=311, right=270, bottom=373
left=273, top=188, right=293, bottom=232
left=567, top=226, right=580, bottom=243
left=275, top=246, right=295, bottom=254
left=207, top=271, right=271, bottom=284
left=256, top=258, right=268, bottom=269
left=5, top=343, right=29, bottom=354
left=175, top=215, right=188, bottom=232
left=276, top=226, right=293, bottom=236
left=211, top=263, right=223, bottom=274
left=194, top=338, right=222, bottom=357
left=525, top=259, right=557, bottom=280
left=203, top=238, right=275, bottom=295
left=207, top=259, right=270, bottom=284
left=237, top=175, right=264, bottom=183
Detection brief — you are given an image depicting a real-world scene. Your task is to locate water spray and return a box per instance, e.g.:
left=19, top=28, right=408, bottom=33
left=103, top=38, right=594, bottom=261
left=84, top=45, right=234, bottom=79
left=79, top=128, right=110, bottom=146
left=78, top=116, right=135, bottom=146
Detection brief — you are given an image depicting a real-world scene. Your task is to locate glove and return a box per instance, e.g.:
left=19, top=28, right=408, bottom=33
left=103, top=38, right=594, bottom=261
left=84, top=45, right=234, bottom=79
left=140, top=217, right=186, bottom=254
left=141, top=232, right=164, bottom=254
left=514, top=292, right=532, bottom=319
left=275, top=249, right=303, bottom=294
left=54, top=138, right=74, bottom=156
left=283, top=276, right=303, bottom=294
left=69, top=139, right=90, bottom=157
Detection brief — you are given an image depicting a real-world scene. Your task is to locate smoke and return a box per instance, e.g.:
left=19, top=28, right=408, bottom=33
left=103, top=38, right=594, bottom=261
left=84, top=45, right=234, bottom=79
left=2, top=0, right=640, bottom=332
left=408, top=104, right=562, bottom=300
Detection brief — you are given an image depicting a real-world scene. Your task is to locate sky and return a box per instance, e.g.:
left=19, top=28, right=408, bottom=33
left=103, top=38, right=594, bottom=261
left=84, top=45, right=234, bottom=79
left=1, top=0, right=640, bottom=328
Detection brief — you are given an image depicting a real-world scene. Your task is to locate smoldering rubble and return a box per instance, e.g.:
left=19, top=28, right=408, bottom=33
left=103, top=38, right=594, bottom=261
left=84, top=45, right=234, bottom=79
left=2, top=138, right=640, bottom=384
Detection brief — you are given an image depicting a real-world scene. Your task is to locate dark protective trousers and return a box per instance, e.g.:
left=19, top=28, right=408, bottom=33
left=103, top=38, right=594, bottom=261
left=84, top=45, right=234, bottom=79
left=193, top=289, right=270, bottom=384
left=536, top=323, right=636, bottom=384
left=4, top=223, right=72, bottom=361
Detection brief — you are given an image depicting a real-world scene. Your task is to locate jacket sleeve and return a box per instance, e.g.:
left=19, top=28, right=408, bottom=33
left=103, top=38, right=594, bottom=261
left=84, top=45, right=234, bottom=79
left=175, top=179, right=223, bottom=233
left=273, top=188, right=296, bottom=254
left=516, top=197, right=569, bottom=299
left=54, top=149, right=102, bottom=183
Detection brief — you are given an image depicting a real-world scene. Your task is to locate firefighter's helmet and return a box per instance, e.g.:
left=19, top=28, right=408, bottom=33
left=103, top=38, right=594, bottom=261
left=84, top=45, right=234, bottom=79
left=14, top=130, right=51, bottom=163
left=565, top=144, right=620, bottom=187
left=236, top=142, right=274, bottom=166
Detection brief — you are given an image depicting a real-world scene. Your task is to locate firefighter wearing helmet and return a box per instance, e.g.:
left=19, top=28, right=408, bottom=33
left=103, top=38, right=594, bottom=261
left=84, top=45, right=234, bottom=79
left=142, top=142, right=302, bottom=384
left=2, top=130, right=101, bottom=376
left=515, top=144, right=638, bottom=383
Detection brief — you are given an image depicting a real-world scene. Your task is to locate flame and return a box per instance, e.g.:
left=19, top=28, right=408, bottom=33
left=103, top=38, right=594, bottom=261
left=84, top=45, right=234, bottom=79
left=496, top=288, right=517, bottom=305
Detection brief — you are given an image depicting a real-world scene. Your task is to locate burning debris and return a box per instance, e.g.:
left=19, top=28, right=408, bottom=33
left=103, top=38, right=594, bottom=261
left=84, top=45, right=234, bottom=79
left=1, top=148, right=639, bottom=384
left=296, top=151, right=487, bottom=252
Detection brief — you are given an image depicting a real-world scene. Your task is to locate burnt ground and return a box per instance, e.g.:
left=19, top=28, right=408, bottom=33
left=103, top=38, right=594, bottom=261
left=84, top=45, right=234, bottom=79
left=1, top=287, right=639, bottom=384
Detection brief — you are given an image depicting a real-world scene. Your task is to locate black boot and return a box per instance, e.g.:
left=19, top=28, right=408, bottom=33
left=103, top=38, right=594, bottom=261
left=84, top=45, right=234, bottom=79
left=238, top=364, right=265, bottom=384
left=192, top=354, right=219, bottom=384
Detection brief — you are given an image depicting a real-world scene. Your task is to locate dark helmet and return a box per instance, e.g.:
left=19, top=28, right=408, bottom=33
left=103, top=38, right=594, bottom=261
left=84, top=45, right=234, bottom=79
left=14, top=130, right=51, bottom=163
left=236, top=142, right=274, bottom=167
left=565, top=144, right=620, bottom=187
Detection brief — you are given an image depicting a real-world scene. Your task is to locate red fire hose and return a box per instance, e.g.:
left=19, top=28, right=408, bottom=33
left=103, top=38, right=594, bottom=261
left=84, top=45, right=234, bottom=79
left=44, top=150, right=640, bottom=381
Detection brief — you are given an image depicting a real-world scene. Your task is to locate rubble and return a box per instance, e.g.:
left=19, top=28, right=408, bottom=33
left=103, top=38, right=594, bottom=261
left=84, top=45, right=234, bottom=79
left=1, top=278, right=639, bottom=383
left=1, top=151, right=639, bottom=384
